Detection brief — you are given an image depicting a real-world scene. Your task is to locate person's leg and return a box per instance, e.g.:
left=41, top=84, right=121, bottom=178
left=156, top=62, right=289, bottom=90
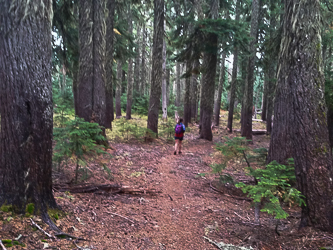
left=178, top=140, right=182, bottom=154
left=174, top=139, right=179, bottom=154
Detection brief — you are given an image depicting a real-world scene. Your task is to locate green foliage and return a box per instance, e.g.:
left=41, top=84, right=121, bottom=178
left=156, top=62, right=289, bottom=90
left=115, top=118, right=146, bottom=140
left=236, top=160, right=305, bottom=219
left=159, top=119, right=176, bottom=140
left=53, top=117, right=109, bottom=182
left=132, top=94, right=150, bottom=115
left=25, top=203, right=35, bottom=216
left=0, top=204, right=13, bottom=213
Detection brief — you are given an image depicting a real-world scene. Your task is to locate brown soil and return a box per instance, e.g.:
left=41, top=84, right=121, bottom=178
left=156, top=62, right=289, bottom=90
left=1, top=111, right=333, bottom=249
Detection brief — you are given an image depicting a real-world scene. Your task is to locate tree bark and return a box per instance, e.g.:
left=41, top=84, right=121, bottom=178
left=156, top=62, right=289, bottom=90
left=214, top=52, right=226, bottom=126
left=115, top=60, right=122, bottom=118
left=199, top=0, right=219, bottom=141
left=162, top=28, right=168, bottom=121
left=105, top=0, right=115, bottom=128
left=126, top=4, right=133, bottom=120
left=147, top=0, right=164, bottom=135
left=227, top=0, right=240, bottom=132
left=190, top=59, right=200, bottom=122
left=267, top=0, right=333, bottom=232
left=184, top=61, right=192, bottom=127
left=140, top=23, right=146, bottom=96
left=241, top=0, right=260, bottom=140
left=78, top=0, right=106, bottom=127
left=134, top=24, right=141, bottom=95
left=175, top=62, right=181, bottom=106
left=261, top=79, right=267, bottom=121
left=0, top=0, right=57, bottom=212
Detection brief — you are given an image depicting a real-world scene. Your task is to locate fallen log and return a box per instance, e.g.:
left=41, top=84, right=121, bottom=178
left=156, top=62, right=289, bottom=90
left=233, top=129, right=266, bottom=135
left=53, top=183, right=161, bottom=196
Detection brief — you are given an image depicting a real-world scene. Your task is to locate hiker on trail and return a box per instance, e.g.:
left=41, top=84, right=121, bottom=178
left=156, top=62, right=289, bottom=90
left=174, top=118, right=185, bottom=155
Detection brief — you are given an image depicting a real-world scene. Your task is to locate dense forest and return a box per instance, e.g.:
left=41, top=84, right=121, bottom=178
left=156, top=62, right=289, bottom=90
left=1, top=0, right=333, bottom=249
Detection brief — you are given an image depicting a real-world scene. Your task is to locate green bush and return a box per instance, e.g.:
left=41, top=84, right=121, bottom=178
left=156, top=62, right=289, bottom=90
left=53, top=117, right=109, bottom=182
left=236, top=159, right=305, bottom=219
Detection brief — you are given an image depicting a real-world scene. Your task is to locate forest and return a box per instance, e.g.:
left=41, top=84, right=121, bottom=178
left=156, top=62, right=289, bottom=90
left=1, top=0, right=333, bottom=249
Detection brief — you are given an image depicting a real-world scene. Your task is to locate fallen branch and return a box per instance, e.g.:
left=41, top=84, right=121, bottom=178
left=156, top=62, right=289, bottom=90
left=0, top=240, right=7, bottom=250
left=30, top=218, right=55, bottom=239
left=73, top=240, right=91, bottom=250
left=234, top=211, right=249, bottom=221
left=55, top=233, right=86, bottom=241
left=53, top=183, right=161, bottom=196
left=105, top=211, right=135, bottom=224
left=210, top=181, right=252, bottom=201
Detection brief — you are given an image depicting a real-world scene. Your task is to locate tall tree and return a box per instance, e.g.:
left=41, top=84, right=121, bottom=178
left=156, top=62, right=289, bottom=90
left=105, top=0, right=116, bottom=128
left=199, top=0, right=219, bottom=141
left=0, top=0, right=57, bottom=215
left=126, top=3, right=134, bottom=120
left=147, top=0, right=164, bottom=135
left=267, top=0, right=333, bottom=232
left=241, top=0, right=260, bottom=140
left=162, top=24, right=168, bottom=121
left=214, top=52, right=226, bottom=126
left=77, top=0, right=107, bottom=127
left=175, top=62, right=181, bottom=106
left=190, top=59, right=200, bottom=121
left=227, top=0, right=240, bottom=133
left=115, top=60, right=122, bottom=118
left=140, top=22, right=147, bottom=96
left=134, top=24, right=141, bottom=95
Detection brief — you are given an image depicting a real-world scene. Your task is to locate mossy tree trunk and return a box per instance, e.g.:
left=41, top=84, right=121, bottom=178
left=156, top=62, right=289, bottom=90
left=267, top=0, right=333, bottom=232
left=0, top=0, right=57, bottom=213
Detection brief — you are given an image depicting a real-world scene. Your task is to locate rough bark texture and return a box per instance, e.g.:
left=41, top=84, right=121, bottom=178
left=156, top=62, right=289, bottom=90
left=0, top=0, right=57, bottom=212
left=105, top=0, right=115, bottom=128
left=199, top=0, right=218, bottom=141
left=214, top=52, right=226, bottom=126
left=166, top=69, right=170, bottom=107
left=267, top=0, right=333, bottom=232
left=184, top=61, right=192, bottom=127
left=147, top=0, right=164, bottom=135
left=227, top=0, right=240, bottom=132
left=134, top=25, right=141, bottom=95
left=241, top=0, right=260, bottom=140
left=126, top=5, right=133, bottom=120
left=115, top=61, right=122, bottom=117
left=162, top=32, right=168, bottom=121
left=175, top=62, right=181, bottom=107
left=261, top=79, right=267, bottom=121
left=190, top=60, right=200, bottom=122
left=140, top=23, right=146, bottom=96
left=78, top=0, right=106, bottom=126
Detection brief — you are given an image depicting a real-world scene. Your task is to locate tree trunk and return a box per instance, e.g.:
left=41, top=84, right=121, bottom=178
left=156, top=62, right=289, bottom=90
left=214, top=52, right=226, bottom=126
left=184, top=61, right=192, bottom=127
left=0, top=0, right=57, bottom=212
left=267, top=0, right=333, bottom=232
left=147, top=0, right=164, bottom=135
left=241, top=0, right=260, bottom=140
left=126, top=4, right=133, bottom=120
left=105, top=0, right=115, bottom=129
left=166, top=68, right=170, bottom=107
left=78, top=0, right=106, bottom=127
left=140, top=23, right=146, bottom=96
left=261, top=79, right=267, bottom=121
left=199, top=0, right=218, bottom=141
left=190, top=59, right=200, bottom=122
left=115, top=61, right=122, bottom=118
left=162, top=26, right=168, bottom=121
left=227, top=0, right=240, bottom=132
left=134, top=24, right=141, bottom=95
left=175, top=62, right=181, bottom=106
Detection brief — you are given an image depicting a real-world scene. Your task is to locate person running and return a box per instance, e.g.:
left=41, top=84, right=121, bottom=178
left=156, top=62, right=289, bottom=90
left=174, top=118, right=185, bottom=155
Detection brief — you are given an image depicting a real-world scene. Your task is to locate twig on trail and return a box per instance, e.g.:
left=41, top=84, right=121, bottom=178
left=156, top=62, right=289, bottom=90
left=0, top=240, right=7, bottom=250
left=73, top=240, right=91, bottom=250
left=55, top=233, right=87, bottom=241
left=30, top=218, right=55, bottom=239
left=105, top=211, right=135, bottom=224
left=168, top=194, right=173, bottom=201
left=210, top=181, right=252, bottom=201
left=234, top=211, right=249, bottom=221
left=323, top=235, right=333, bottom=241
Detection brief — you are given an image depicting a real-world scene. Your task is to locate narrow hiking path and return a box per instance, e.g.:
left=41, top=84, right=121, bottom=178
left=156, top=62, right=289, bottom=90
left=3, top=114, right=333, bottom=249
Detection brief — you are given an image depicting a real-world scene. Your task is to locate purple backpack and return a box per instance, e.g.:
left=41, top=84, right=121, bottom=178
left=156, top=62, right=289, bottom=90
left=175, top=124, right=183, bottom=134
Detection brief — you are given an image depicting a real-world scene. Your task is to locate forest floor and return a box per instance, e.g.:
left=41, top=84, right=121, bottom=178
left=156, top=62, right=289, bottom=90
left=1, top=111, right=333, bottom=249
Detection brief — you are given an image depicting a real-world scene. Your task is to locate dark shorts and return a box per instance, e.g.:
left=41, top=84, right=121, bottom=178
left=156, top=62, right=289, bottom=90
left=175, top=136, right=183, bottom=141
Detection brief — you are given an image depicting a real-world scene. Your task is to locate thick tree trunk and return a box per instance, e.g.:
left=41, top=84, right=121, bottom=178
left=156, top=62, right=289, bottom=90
left=214, top=52, right=226, bottom=126
left=184, top=61, right=192, bottom=127
left=115, top=61, right=122, bottom=118
left=78, top=0, right=106, bottom=127
left=147, top=0, right=164, bottom=135
left=175, top=62, right=181, bottom=106
left=190, top=60, right=200, bottom=122
left=162, top=30, right=168, bottom=121
left=0, top=0, right=57, bottom=212
left=241, top=0, right=260, bottom=140
left=105, top=0, right=115, bottom=128
left=227, top=0, right=240, bottom=132
left=126, top=4, right=133, bottom=120
left=267, top=0, right=333, bottom=232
